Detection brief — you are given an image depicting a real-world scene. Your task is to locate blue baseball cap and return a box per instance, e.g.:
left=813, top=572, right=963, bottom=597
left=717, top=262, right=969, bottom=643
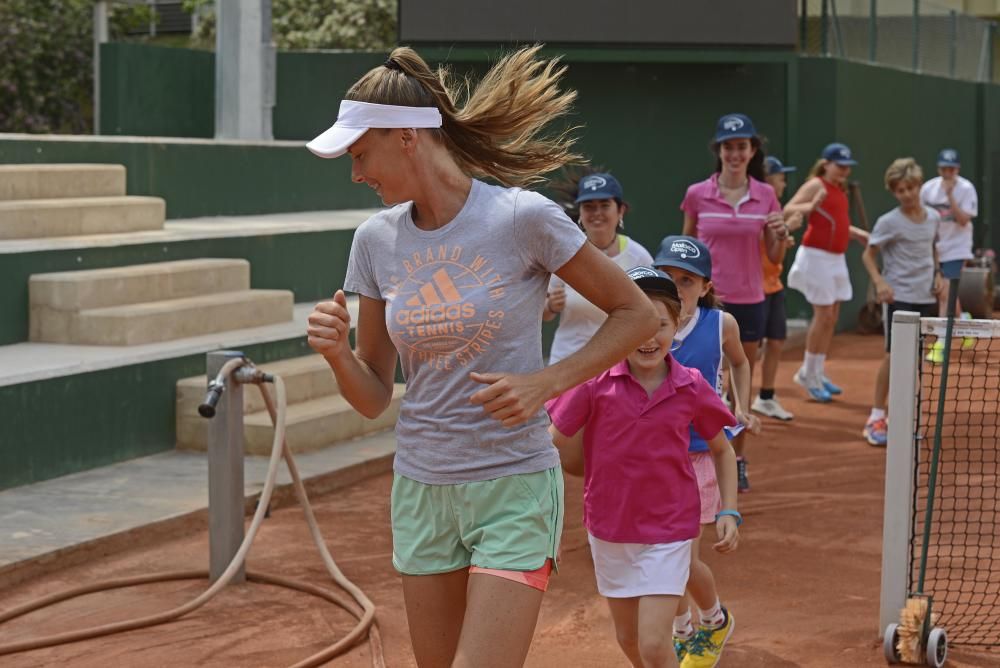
left=576, top=172, right=623, bottom=204
left=653, top=235, right=712, bottom=280
left=714, top=113, right=757, bottom=143
left=822, top=142, right=857, bottom=166
left=937, top=148, right=960, bottom=167
left=765, top=156, right=797, bottom=175
left=626, top=266, right=679, bottom=302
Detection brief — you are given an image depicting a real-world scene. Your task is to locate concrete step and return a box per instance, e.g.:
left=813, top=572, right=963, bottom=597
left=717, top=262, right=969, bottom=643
left=31, top=289, right=294, bottom=345
left=244, top=385, right=406, bottom=455
left=30, top=258, right=251, bottom=312
left=176, top=354, right=339, bottom=429
left=0, top=196, right=165, bottom=240
left=178, top=383, right=405, bottom=455
left=0, top=164, right=126, bottom=201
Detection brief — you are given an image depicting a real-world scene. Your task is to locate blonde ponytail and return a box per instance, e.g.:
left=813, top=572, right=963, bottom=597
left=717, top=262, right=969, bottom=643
left=345, top=45, right=582, bottom=187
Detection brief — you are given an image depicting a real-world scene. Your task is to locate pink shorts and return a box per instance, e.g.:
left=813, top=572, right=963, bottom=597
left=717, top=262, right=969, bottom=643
left=691, top=451, right=722, bottom=525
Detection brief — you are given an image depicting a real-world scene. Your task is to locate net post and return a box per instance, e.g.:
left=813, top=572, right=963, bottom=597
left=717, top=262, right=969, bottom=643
left=879, top=310, right=920, bottom=634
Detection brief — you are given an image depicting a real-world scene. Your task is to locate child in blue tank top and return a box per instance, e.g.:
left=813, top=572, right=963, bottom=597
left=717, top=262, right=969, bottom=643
left=654, top=235, right=759, bottom=666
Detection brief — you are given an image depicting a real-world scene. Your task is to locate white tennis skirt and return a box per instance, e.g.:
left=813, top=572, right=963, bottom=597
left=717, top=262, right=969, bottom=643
left=787, top=245, right=853, bottom=306
left=588, top=534, right=693, bottom=598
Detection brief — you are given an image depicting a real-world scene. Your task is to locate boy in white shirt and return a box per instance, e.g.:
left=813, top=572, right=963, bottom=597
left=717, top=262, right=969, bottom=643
left=920, top=148, right=978, bottom=362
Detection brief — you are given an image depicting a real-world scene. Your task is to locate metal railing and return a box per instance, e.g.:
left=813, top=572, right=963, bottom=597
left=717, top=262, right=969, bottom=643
left=800, top=0, right=998, bottom=82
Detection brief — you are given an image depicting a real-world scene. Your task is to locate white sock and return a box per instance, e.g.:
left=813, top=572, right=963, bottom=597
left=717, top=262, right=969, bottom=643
left=816, top=353, right=827, bottom=377
left=673, top=610, right=694, bottom=639
left=698, top=599, right=726, bottom=629
left=869, top=407, right=887, bottom=422
left=804, top=352, right=820, bottom=377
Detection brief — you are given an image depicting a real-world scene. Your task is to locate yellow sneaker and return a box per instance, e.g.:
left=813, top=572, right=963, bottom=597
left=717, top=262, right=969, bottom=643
left=681, top=609, right=735, bottom=668
left=925, top=341, right=945, bottom=364
left=674, top=635, right=691, bottom=663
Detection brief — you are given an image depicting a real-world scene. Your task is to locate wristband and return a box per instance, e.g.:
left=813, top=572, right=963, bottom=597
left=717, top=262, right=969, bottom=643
left=716, top=509, right=743, bottom=526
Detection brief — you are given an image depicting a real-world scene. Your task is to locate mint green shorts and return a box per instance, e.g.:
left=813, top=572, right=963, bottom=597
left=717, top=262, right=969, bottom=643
left=391, top=467, right=564, bottom=575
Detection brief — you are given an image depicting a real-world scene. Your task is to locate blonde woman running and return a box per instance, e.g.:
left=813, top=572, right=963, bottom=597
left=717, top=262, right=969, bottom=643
left=305, top=47, right=659, bottom=668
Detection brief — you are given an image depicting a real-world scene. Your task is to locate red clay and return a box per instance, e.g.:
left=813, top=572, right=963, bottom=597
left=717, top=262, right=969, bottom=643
left=2, top=334, right=998, bottom=667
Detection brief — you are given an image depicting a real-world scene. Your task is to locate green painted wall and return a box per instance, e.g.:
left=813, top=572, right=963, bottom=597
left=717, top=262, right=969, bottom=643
left=0, top=137, right=381, bottom=219
left=0, top=228, right=355, bottom=346
left=100, top=42, right=214, bottom=137
left=0, top=337, right=312, bottom=490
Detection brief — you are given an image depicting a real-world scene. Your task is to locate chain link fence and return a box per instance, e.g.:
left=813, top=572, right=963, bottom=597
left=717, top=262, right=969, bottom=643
left=800, top=0, right=998, bottom=82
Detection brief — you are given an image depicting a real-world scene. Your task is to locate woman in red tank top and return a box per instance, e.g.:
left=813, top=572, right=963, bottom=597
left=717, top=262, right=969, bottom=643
left=784, top=143, right=870, bottom=403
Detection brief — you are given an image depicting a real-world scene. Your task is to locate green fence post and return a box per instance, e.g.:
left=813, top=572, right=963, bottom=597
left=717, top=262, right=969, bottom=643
left=800, top=0, right=808, bottom=52
left=949, top=10, right=957, bottom=78
left=912, top=0, right=921, bottom=73
left=869, top=0, right=878, bottom=63
left=821, top=0, right=829, bottom=56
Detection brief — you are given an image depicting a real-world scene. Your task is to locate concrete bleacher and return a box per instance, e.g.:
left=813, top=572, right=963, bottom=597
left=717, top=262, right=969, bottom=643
left=0, top=164, right=165, bottom=239
left=29, top=259, right=293, bottom=345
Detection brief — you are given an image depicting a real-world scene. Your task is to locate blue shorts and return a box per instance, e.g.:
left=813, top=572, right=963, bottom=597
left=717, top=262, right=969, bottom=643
left=723, top=301, right=765, bottom=343
left=940, top=260, right=965, bottom=280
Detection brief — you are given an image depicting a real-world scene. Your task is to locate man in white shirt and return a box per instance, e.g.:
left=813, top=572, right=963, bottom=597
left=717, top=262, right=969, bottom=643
left=920, top=148, right=979, bottom=320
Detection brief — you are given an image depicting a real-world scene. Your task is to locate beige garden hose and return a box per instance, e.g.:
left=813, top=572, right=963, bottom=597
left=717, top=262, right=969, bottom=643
left=0, top=358, right=385, bottom=668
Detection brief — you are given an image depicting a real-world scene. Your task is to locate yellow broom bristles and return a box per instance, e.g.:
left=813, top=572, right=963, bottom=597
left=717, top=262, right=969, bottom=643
left=898, top=598, right=927, bottom=662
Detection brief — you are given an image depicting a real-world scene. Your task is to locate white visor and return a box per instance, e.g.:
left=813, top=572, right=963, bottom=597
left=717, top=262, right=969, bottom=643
left=306, top=100, right=443, bottom=159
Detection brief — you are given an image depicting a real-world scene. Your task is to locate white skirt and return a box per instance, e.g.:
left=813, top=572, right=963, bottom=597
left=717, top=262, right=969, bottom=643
left=588, top=533, right=693, bottom=598
left=787, top=245, right=853, bottom=306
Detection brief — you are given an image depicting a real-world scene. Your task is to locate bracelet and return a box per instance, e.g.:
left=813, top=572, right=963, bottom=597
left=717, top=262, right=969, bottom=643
left=716, top=509, right=743, bottom=526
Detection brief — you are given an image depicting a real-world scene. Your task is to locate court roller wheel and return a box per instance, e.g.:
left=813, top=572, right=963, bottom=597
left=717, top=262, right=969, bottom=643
left=958, top=266, right=995, bottom=318
left=883, top=623, right=901, bottom=664
left=925, top=626, right=947, bottom=668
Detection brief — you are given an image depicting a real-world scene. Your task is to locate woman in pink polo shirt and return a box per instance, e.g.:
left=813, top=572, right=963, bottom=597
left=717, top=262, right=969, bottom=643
left=681, top=113, right=788, bottom=490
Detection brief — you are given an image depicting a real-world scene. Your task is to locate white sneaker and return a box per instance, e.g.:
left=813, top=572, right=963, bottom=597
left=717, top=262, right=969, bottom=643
left=752, top=396, right=794, bottom=421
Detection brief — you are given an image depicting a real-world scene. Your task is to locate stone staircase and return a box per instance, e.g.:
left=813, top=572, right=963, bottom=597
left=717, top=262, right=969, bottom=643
left=0, top=164, right=164, bottom=239
left=29, top=258, right=294, bottom=345
left=175, top=353, right=405, bottom=455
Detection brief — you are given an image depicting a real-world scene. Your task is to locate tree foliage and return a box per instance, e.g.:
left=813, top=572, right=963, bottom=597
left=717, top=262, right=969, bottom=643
left=0, top=0, right=161, bottom=133
left=185, top=0, right=397, bottom=51
left=1, top=1, right=396, bottom=134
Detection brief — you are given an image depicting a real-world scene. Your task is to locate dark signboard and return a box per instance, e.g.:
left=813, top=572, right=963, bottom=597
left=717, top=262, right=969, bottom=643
left=399, top=0, right=798, bottom=48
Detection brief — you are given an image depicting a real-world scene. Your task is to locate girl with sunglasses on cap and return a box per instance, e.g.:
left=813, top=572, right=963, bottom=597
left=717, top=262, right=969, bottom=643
left=543, top=170, right=654, bottom=364
left=548, top=266, right=739, bottom=668
left=785, top=143, right=870, bottom=403
left=653, top=235, right=753, bottom=667
left=681, top=113, right=785, bottom=493
left=305, top=47, right=660, bottom=668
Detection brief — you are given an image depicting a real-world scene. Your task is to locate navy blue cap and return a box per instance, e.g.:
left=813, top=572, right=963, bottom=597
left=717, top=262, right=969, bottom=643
left=937, top=148, right=960, bottom=167
left=626, top=266, right=679, bottom=302
left=576, top=173, right=623, bottom=204
left=653, top=235, right=712, bottom=280
left=765, top=156, right=797, bottom=175
left=714, top=113, right=757, bottom=143
left=821, top=142, right=857, bottom=166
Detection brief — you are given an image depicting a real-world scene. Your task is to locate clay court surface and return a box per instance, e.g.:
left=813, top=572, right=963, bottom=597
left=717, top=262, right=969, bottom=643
left=3, top=334, right=999, bottom=667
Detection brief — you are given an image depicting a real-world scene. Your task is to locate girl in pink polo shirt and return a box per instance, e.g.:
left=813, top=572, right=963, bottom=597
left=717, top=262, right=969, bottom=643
left=548, top=267, right=740, bottom=668
left=681, top=113, right=787, bottom=492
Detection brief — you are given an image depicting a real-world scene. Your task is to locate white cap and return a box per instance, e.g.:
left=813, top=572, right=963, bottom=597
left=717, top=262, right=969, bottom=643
left=306, top=100, right=443, bottom=159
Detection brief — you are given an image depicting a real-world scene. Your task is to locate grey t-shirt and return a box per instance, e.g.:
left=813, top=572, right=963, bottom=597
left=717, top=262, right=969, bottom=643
left=868, top=206, right=940, bottom=304
left=344, top=179, right=587, bottom=484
